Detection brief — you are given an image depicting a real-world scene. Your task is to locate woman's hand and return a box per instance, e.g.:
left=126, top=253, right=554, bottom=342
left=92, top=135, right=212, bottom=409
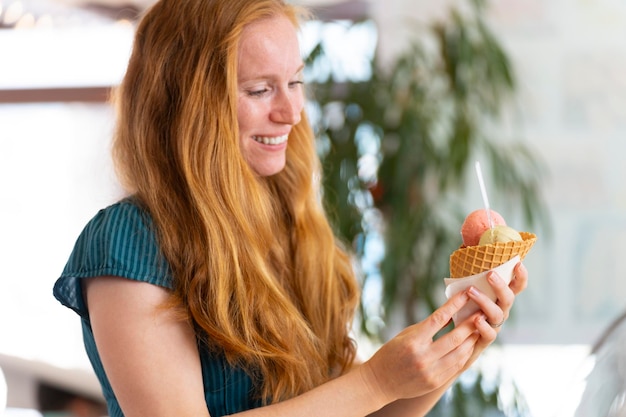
left=360, top=290, right=480, bottom=404
left=361, top=261, right=529, bottom=407
left=462, top=261, right=529, bottom=366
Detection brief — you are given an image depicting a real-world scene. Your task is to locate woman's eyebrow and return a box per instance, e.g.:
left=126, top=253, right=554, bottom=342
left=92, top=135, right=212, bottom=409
left=239, top=63, right=305, bottom=83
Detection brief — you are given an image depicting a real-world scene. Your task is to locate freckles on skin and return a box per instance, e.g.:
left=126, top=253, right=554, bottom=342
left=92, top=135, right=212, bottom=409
left=236, top=15, right=305, bottom=177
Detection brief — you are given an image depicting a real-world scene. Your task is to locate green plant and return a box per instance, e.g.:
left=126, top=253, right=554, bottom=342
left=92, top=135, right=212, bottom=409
left=306, top=0, right=548, bottom=415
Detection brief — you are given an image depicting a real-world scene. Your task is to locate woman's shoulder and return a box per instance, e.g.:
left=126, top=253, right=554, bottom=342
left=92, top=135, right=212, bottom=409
left=88, top=197, right=152, bottom=232
left=70, top=199, right=155, bottom=262
left=53, top=197, right=174, bottom=318
left=66, top=197, right=170, bottom=281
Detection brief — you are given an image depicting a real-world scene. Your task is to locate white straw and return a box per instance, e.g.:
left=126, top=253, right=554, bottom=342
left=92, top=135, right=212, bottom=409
left=474, top=160, right=494, bottom=229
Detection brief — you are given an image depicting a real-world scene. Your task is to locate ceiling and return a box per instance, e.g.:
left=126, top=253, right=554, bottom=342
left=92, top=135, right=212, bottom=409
left=0, top=0, right=369, bottom=103
left=0, top=0, right=369, bottom=27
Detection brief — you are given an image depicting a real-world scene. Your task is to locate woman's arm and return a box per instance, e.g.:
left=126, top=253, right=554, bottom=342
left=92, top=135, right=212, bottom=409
left=85, top=262, right=527, bottom=417
left=85, top=276, right=481, bottom=417
left=85, top=276, right=211, bottom=417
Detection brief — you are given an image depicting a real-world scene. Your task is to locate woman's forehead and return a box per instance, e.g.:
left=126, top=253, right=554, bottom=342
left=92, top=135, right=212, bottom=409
left=237, top=15, right=302, bottom=79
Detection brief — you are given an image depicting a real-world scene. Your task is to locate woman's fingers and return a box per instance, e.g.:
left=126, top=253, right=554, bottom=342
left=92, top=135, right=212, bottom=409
left=473, top=313, right=499, bottom=339
left=487, top=270, right=515, bottom=309
left=466, top=289, right=504, bottom=328
left=466, top=271, right=512, bottom=329
left=422, top=290, right=470, bottom=338
left=433, top=330, right=480, bottom=383
left=510, top=262, right=528, bottom=295
left=467, top=261, right=529, bottom=330
left=432, top=315, right=479, bottom=354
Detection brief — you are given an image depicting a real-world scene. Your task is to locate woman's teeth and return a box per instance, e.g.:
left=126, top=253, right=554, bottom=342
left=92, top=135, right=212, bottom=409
left=252, top=134, right=288, bottom=145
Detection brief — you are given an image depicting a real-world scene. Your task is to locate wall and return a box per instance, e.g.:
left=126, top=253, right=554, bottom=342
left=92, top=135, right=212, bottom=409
left=371, top=0, right=626, bottom=346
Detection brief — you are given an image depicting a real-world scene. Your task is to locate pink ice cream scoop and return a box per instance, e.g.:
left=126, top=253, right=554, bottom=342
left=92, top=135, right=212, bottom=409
left=460, top=209, right=506, bottom=247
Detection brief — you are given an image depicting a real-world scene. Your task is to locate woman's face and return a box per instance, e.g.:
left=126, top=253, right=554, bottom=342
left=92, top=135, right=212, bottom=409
left=237, top=14, right=305, bottom=177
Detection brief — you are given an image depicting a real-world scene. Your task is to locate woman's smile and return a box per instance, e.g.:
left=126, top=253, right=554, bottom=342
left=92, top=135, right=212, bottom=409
left=251, top=133, right=289, bottom=145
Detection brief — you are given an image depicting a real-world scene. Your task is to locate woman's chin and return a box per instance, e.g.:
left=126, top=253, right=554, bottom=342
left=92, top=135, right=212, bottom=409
left=250, top=159, right=287, bottom=177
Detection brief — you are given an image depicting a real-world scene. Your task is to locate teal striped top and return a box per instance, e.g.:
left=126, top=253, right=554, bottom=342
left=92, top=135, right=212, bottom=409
left=53, top=199, right=262, bottom=417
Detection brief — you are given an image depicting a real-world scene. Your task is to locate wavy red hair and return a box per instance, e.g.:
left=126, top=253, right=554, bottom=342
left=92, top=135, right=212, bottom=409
left=111, top=0, right=360, bottom=403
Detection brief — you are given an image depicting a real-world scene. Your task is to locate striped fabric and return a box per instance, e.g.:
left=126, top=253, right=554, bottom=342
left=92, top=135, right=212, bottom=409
left=53, top=199, right=261, bottom=416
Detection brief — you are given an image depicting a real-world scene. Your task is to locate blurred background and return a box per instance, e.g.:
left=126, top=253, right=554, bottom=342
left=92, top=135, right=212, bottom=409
left=1, top=0, right=626, bottom=416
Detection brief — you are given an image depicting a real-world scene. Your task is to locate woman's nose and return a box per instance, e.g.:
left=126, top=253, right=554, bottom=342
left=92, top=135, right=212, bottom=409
left=271, top=90, right=302, bottom=125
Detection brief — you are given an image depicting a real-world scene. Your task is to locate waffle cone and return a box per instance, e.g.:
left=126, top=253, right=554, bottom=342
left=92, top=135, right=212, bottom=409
left=449, top=231, right=536, bottom=278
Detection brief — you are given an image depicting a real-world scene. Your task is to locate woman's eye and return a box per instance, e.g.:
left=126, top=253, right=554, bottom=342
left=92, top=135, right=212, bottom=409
left=248, top=88, right=269, bottom=97
left=245, top=81, right=302, bottom=97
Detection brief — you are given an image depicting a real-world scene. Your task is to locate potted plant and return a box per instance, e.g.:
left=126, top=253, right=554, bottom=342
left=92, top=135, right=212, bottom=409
left=306, top=0, right=548, bottom=415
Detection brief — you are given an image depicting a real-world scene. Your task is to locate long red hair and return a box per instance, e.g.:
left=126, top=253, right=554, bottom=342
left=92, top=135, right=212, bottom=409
left=111, top=0, right=360, bottom=403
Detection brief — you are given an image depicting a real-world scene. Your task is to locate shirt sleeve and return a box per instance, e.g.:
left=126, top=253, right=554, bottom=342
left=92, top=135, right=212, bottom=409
left=53, top=199, right=174, bottom=319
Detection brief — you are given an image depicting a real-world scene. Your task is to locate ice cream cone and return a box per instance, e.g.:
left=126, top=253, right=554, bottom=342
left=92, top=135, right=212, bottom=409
left=449, top=231, right=537, bottom=278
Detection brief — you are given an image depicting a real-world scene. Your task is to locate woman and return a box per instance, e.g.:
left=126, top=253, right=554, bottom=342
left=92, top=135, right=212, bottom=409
left=53, top=0, right=528, bottom=416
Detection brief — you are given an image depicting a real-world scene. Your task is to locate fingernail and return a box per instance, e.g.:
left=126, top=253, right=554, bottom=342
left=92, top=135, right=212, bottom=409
left=468, top=286, right=480, bottom=297
left=487, top=272, right=501, bottom=284
left=519, top=263, right=528, bottom=274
